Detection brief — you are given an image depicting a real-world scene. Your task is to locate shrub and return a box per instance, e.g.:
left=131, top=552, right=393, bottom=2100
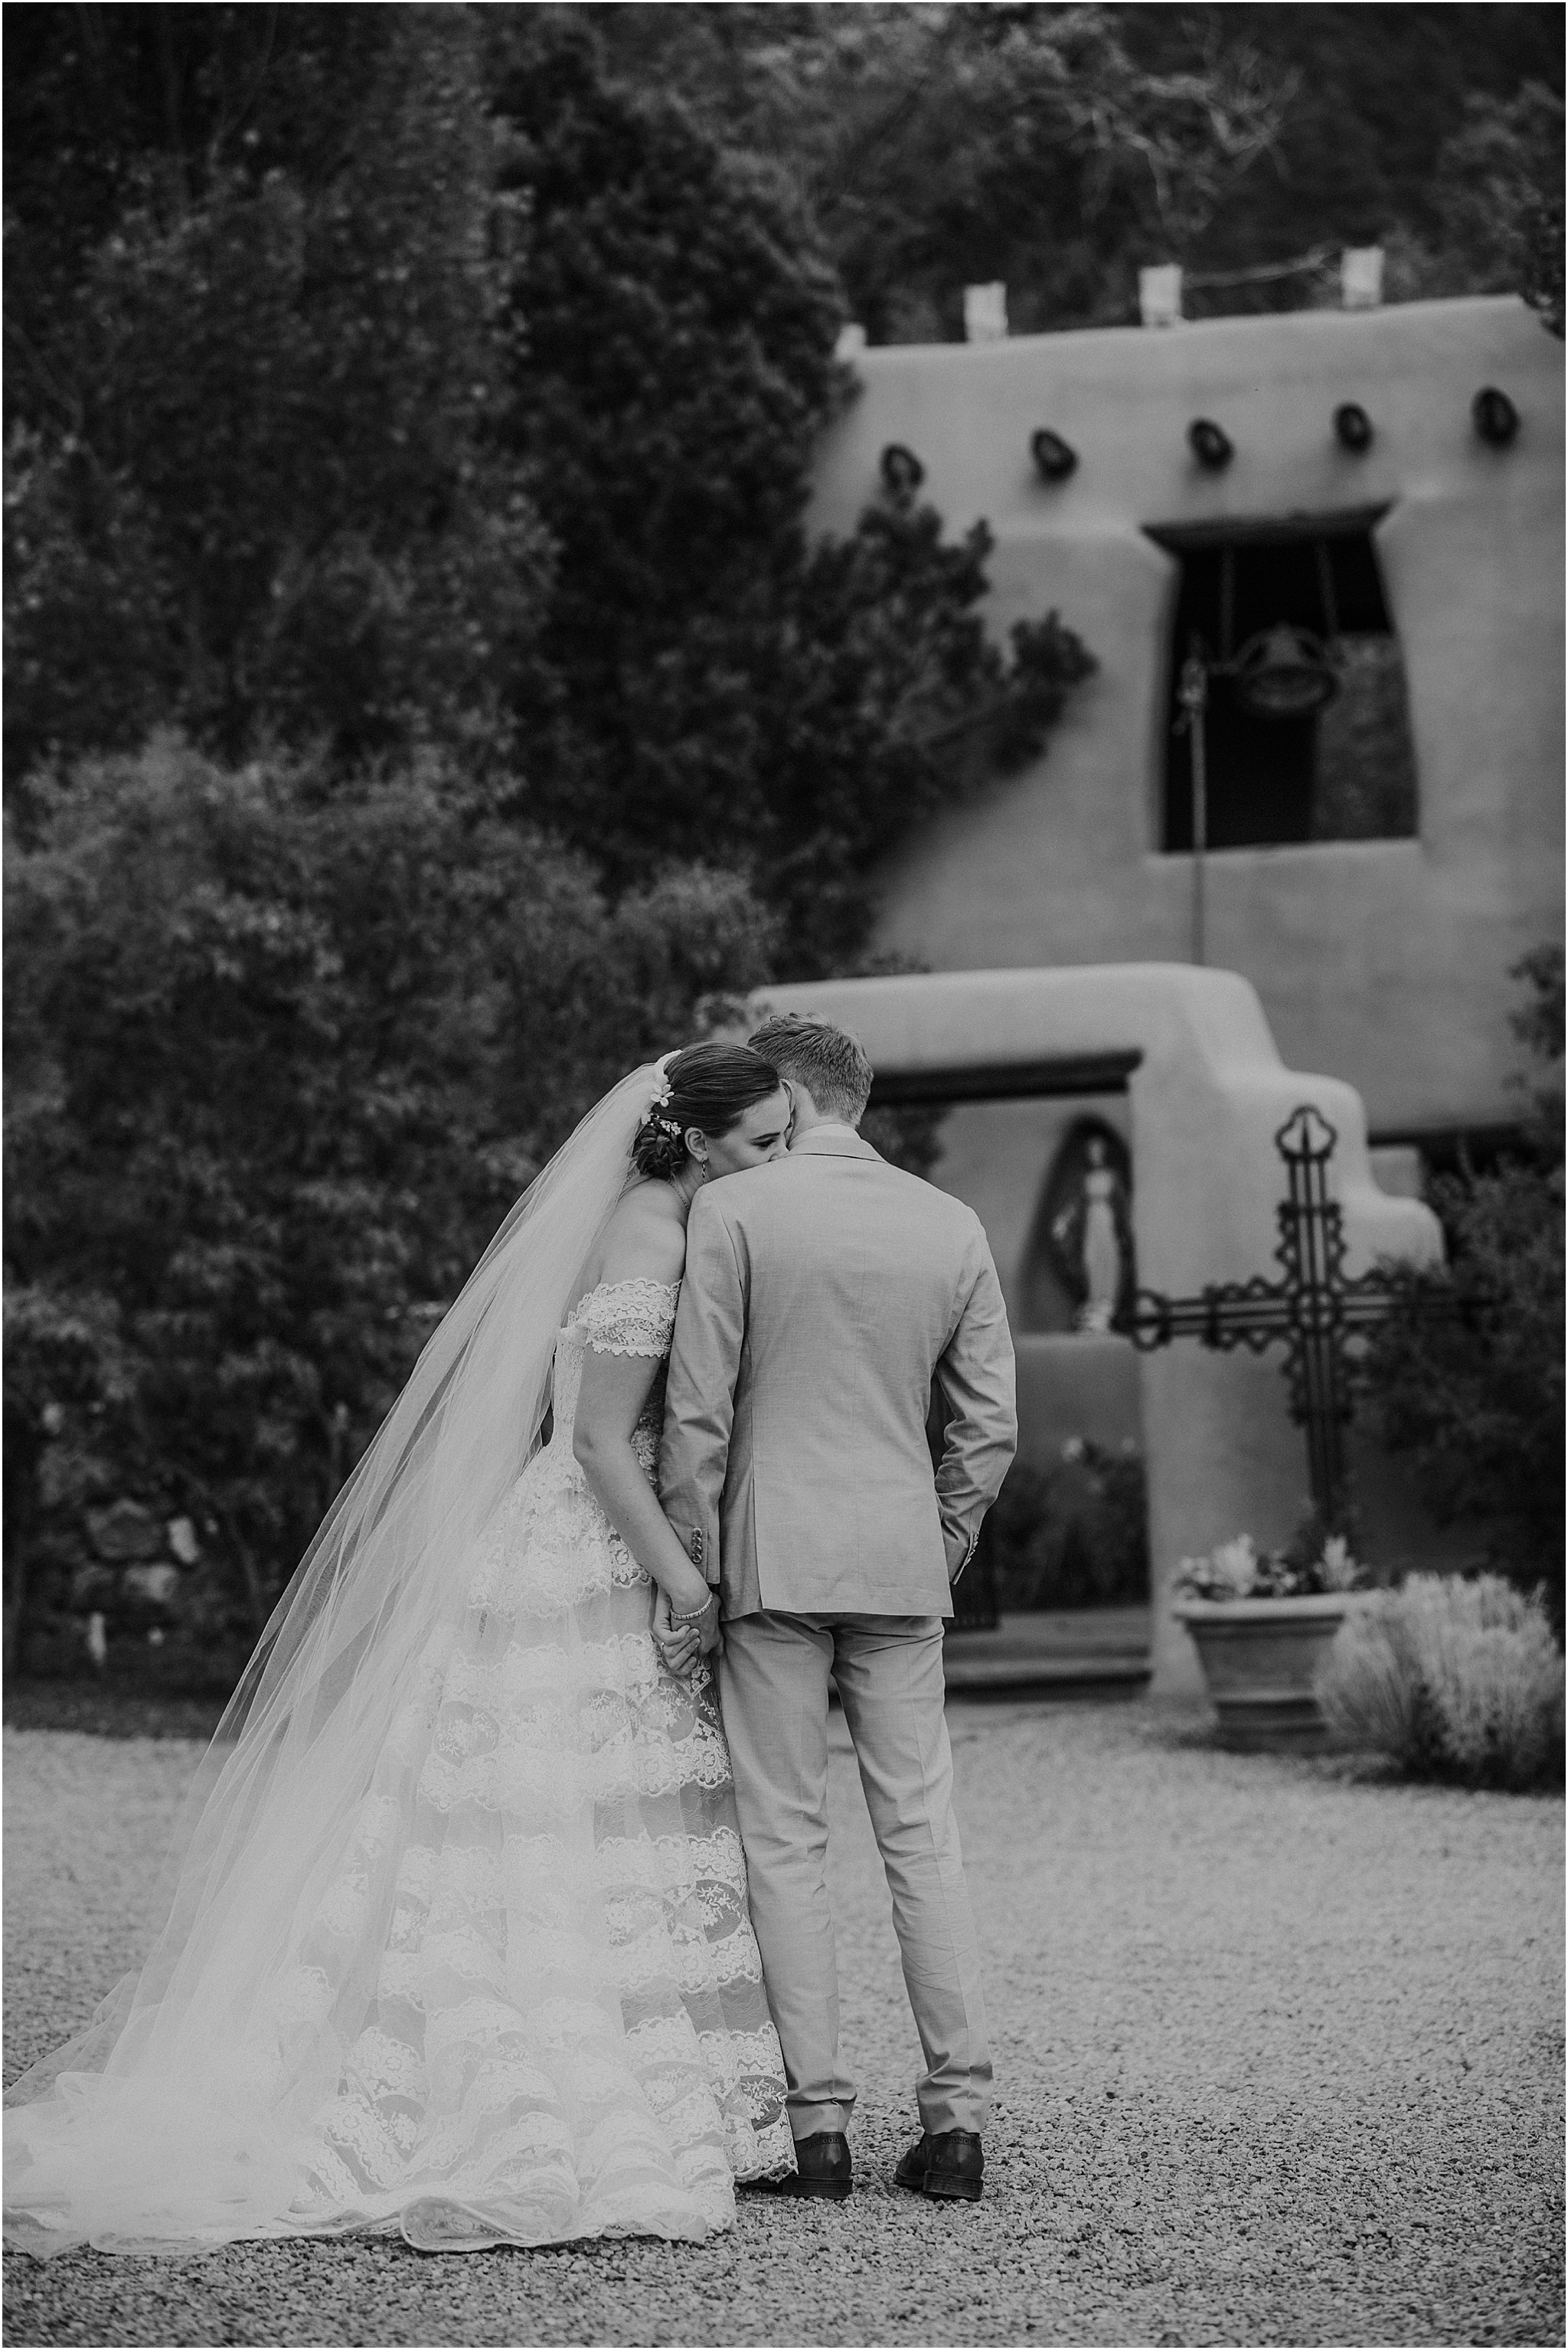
left=3, top=738, right=777, bottom=1681
left=985, top=1440, right=1149, bottom=1610
left=1317, top=1574, right=1565, bottom=1792
left=1359, top=948, right=1565, bottom=1628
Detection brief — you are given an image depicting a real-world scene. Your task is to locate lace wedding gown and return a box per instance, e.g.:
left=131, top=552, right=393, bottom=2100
left=6, top=1277, right=792, bottom=2257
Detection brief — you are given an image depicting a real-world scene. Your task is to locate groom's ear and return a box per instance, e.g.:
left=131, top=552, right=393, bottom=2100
left=781, top=1078, right=798, bottom=1140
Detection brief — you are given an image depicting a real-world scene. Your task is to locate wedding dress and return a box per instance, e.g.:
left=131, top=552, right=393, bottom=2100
left=5, top=1068, right=792, bottom=2259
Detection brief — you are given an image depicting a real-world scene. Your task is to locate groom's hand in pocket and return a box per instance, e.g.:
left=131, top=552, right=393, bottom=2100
left=946, top=1522, right=979, bottom=1586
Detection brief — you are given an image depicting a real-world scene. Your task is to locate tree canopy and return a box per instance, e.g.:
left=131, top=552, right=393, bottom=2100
left=5, top=9, right=547, bottom=778
left=1361, top=950, right=1565, bottom=1624
left=587, top=3, right=1563, bottom=332
left=5, top=5, right=1094, bottom=972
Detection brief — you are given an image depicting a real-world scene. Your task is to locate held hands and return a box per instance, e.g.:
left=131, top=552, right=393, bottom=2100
left=653, top=1585, right=722, bottom=1678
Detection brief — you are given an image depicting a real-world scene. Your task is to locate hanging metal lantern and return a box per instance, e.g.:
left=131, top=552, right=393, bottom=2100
left=1472, top=387, right=1519, bottom=447
left=1187, top=417, right=1234, bottom=471
left=1231, top=624, right=1340, bottom=720
left=1334, top=401, right=1374, bottom=453
left=880, top=442, right=926, bottom=497
left=1030, top=427, right=1078, bottom=482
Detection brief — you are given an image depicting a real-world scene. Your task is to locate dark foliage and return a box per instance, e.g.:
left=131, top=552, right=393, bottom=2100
left=6, top=6, right=1093, bottom=978
left=2, top=740, right=777, bottom=1673
left=588, top=5, right=1287, bottom=339
left=1130, top=7, right=1562, bottom=306
left=2, top=8, right=1103, bottom=1686
left=985, top=1442, right=1150, bottom=1612
left=5, top=8, right=547, bottom=784
left=588, top=4, right=1563, bottom=334
left=1360, top=949, right=1565, bottom=1624
left=488, top=13, right=1093, bottom=970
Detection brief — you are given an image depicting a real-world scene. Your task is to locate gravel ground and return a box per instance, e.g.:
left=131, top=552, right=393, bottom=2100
left=4, top=1702, right=1563, bottom=2348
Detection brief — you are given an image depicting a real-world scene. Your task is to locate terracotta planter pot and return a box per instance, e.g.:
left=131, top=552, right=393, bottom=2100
left=1172, top=1593, right=1358, bottom=1750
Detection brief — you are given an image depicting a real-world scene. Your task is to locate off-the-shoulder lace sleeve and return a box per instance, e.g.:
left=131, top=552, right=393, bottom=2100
left=571, top=1277, right=681, bottom=1358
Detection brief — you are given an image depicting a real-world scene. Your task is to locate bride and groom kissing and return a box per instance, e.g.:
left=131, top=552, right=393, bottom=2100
left=6, top=1017, right=1018, bottom=2260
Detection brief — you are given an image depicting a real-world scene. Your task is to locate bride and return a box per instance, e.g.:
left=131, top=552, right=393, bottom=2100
left=5, top=1044, right=799, bottom=2257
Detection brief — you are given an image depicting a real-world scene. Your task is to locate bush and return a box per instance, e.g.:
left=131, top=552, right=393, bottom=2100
left=985, top=1440, right=1149, bottom=1610
left=1359, top=948, right=1564, bottom=1627
left=3, top=738, right=777, bottom=1680
left=1317, top=1574, right=1565, bottom=1792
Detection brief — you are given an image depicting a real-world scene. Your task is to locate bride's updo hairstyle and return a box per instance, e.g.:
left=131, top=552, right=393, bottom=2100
left=631, top=1042, right=782, bottom=1180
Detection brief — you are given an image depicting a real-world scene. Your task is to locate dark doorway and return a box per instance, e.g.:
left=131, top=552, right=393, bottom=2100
left=1148, top=510, right=1419, bottom=851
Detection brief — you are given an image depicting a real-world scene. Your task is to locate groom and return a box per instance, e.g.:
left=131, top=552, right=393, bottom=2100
left=659, top=1014, right=1018, bottom=2205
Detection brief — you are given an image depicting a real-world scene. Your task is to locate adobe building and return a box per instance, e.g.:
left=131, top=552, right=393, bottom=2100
left=812, top=294, right=1562, bottom=1168
left=785, top=295, right=1563, bottom=1633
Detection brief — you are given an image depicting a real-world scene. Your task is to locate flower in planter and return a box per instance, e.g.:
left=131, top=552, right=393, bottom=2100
left=1174, top=1533, right=1261, bottom=1601
left=1174, top=1515, right=1368, bottom=1602
left=1317, top=1535, right=1361, bottom=1592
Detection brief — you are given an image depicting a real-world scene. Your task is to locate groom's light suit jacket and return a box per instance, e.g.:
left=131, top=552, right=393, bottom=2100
left=659, top=1126, right=1018, bottom=1618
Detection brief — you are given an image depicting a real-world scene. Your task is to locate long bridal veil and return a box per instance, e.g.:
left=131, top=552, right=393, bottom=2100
left=5, top=1061, right=671, bottom=2257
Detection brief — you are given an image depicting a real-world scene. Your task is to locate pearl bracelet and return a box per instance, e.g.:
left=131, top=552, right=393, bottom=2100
left=669, top=1593, right=717, bottom=1625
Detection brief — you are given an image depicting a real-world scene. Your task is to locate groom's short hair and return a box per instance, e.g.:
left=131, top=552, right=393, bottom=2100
left=747, top=1015, right=874, bottom=1126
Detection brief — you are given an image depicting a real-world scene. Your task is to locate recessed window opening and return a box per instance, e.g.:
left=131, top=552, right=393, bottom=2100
left=1147, top=511, right=1419, bottom=851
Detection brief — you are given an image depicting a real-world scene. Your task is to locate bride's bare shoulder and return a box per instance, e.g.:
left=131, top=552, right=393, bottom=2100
left=579, top=1182, right=687, bottom=1294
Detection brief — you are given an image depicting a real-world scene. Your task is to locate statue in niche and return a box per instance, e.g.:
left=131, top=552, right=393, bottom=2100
left=1043, top=1121, right=1135, bottom=1334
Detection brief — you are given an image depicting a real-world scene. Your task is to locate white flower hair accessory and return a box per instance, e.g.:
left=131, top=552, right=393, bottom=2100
left=646, top=1050, right=681, bottom=1134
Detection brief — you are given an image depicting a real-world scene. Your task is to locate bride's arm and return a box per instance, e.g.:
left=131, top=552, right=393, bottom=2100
left=573, top=1352, right=717, bottom=1623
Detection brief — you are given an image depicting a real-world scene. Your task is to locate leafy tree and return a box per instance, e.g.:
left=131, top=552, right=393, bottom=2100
left=587, top=3, right=1563, bottom=332
left=3, top=739, right=776, bottom=1675
left=1361, top=949, right=1566, bottom=1626
left=485, top=11, right=842, bottom=859
left=1382, top=83, right=1565, bottom=333
left=1130, top=5, right=1562, bottom=301
left=489, top=12, right=1093, bottom=971
left=587, top=3, right=1289, bottom=339
left=5, top=5, right=547, bottom=784
left=8, top=7, right=1094, bottom=973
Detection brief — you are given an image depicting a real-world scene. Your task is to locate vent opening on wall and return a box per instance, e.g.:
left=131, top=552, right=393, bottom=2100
left=1145, top=508, right=1419, bottom=851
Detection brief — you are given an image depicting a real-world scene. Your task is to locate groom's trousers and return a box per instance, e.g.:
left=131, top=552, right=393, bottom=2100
left=719, top=1610, right=992, bottom=2142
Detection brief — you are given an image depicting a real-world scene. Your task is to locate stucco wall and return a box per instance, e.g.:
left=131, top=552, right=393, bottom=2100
left=811, top=298, right=1564, bottom=1138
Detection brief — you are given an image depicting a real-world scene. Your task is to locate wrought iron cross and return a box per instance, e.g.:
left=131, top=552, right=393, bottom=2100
left=1125, top=1104, right=1425, bottom=1517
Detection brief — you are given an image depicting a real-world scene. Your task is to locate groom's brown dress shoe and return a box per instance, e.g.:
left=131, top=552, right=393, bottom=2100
left=748, top=2129, right=852, bottom=2200
left=894, top=2129, right=984, bottom=2203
